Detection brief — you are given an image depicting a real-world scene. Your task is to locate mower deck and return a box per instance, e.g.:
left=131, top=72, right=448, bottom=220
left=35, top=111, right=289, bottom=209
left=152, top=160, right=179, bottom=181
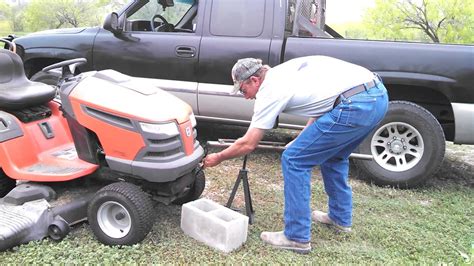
left=0, top=182, right=100, bottom=251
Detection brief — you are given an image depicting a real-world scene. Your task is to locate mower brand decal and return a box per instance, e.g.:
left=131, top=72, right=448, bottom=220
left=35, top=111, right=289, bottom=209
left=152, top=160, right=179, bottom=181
left=185, top=126, right=192, bottom=137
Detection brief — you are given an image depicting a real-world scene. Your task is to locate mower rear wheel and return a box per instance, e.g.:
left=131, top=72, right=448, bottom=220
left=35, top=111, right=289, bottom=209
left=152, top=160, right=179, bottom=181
left=87, top=182, right=155, bottom=246
left=0, top=170, right=16, bottom=197
left=173, top=170, right=205, bottom=205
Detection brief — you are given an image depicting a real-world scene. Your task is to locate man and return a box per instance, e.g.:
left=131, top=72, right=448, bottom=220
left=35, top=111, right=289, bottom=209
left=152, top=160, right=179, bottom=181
left=203, top=56, right=388, bottom=254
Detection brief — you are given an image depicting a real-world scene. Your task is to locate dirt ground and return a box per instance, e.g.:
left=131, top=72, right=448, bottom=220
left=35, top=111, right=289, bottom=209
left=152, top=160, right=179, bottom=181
left=428, top=142, right=474, bottom=187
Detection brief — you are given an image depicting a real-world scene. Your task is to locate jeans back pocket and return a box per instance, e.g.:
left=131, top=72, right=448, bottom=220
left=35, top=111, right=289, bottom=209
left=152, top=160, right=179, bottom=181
left=337, top=93, right=387, bottom=128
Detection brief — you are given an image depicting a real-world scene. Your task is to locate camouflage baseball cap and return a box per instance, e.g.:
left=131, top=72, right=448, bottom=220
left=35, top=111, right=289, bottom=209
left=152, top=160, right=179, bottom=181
left=231, top=58, right=263, bottom=94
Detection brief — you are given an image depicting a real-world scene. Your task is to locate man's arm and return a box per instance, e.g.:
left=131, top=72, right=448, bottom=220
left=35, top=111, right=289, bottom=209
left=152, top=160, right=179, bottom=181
left=203, top=127, right=265, bottom=167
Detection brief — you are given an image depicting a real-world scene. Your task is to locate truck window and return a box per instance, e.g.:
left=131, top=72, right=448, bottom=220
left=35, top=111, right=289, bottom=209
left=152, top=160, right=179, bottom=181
left=126, top=0, right=196, bottom=32
left=209, top=0, right=265, bottom=37
left=286, top=0, right=329, bottom=38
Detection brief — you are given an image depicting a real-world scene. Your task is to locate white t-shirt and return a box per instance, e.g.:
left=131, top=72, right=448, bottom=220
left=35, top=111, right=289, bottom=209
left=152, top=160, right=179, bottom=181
left=250, top=56, right=376, bottom=130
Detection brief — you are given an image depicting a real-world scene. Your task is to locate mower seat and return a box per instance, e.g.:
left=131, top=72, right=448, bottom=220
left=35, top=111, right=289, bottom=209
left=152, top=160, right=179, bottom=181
left=0, top=49, right=56, bottom=110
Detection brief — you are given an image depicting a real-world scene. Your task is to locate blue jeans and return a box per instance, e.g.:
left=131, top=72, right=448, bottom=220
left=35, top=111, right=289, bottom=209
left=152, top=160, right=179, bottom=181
left=282, top=82, right=388, bottom=243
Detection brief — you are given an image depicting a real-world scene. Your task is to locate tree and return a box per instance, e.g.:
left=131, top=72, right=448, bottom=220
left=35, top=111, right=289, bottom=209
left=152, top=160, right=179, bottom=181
left=9, top=2, right=25, bottom=31
left=363, top=0, right=474, bottom=44
left=0, top=0, right=25, bottom=32
left=0, top=0, right=8, bottom=20
left=97, top=0, right=128, bottom=13
left=0, top=1, right=8, bottom=33
left=23, top=0, right=104, bottom=32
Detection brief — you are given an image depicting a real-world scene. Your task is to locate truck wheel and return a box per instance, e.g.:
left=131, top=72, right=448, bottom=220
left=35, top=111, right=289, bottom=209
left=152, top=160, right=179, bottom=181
left=0, top=171, right=15, bottom=197
left=87, top=182, right=155, bottom=246
left=173, top=170, right=205, bottom=205
left=355, top=101, right=445, bottom=188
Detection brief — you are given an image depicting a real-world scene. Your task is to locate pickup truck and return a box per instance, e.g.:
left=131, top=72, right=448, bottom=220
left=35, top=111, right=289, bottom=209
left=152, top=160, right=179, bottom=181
left=8, top=0, right=474, bottom=188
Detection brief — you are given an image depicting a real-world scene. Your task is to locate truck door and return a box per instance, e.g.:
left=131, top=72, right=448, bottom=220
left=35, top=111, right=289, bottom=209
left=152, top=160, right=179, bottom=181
left=196, top=0, right=274, bottom=123
left=93, top=0, right=203, bottom=113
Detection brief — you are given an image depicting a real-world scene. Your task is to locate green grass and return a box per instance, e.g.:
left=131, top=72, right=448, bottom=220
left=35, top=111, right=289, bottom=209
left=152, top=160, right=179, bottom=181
left=0, top=124, right=472, bottom=264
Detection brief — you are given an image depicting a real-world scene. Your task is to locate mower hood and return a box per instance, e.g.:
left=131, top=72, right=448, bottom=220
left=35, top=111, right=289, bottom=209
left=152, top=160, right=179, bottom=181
left=69, top=70, right=193, bottom=124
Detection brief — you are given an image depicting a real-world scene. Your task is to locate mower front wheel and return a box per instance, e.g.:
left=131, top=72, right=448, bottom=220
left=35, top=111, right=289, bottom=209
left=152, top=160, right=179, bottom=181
left=87, top=182, right=155, bottom=246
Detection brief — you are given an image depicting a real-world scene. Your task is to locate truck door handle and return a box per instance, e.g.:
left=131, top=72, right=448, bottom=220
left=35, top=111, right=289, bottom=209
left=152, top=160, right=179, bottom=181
left=175, top=46, right=196, bottom=58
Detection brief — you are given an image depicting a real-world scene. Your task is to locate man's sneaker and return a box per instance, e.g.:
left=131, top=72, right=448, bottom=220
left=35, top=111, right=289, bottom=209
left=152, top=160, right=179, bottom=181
left=312, top=210, right=352, bottom=233
left=260, top=231, right=311, bottom=254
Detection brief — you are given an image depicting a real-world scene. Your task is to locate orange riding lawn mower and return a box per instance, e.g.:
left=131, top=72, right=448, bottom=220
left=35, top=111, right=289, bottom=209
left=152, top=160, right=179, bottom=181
left=0, top=39, right=205, bottom=251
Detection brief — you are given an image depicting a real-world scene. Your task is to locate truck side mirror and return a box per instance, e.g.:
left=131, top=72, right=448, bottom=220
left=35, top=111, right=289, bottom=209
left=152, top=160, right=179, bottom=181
left=103, top=12, right=122, bottom=35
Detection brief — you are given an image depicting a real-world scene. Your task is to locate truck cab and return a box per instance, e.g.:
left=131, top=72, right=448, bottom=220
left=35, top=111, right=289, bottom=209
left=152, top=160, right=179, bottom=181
left=11, top=0, right=474, bottom=188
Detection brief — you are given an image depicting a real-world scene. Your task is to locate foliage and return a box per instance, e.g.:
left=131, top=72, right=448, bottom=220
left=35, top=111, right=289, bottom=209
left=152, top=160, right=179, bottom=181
left=0, top=0, right=8, bottom=20
left=332, top=22, right=371, bottom=40
left=0, top=0, right=127, bottom=33
left=23, top=0, right=104, bottom=32
left=0, top=0, right=25, bottom=31
left=1, top=0, right=191, bottom=34
left=97, top=0, right=128, bottom=12
left=1, top=0, right=472, bottom=44
left=362, top=0, right=474, bottom=44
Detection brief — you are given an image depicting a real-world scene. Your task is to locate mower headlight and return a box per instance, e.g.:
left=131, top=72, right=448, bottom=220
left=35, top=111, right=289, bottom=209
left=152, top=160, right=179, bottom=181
left=139, top=122, right=179, bottom=136
left=189, top=113, right=197, bottom=128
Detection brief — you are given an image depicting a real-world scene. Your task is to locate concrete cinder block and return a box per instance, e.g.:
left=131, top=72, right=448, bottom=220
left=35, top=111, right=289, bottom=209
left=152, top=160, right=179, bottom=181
left=181, top=198, right=249, bottom=253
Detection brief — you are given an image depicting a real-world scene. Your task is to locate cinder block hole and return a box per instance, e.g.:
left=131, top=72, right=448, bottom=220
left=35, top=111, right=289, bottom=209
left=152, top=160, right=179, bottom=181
left=211, top=209, right=238, bottom=222
left=191, top=200, right=219, bottom=212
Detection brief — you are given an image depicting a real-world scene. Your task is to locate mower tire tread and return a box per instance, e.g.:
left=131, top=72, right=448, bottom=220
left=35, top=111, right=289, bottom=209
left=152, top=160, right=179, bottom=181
left=88, top=182, right=155, bottom=246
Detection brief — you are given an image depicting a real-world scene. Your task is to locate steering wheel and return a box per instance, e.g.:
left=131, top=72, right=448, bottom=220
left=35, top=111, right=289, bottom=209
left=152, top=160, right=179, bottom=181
left=151, top=14, right=173, bottom=32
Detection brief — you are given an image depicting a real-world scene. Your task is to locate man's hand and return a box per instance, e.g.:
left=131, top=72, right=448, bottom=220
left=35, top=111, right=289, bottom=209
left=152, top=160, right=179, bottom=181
left=202, top=127, right=265, bottom=168
left=203, top=153, right=222, bottom=168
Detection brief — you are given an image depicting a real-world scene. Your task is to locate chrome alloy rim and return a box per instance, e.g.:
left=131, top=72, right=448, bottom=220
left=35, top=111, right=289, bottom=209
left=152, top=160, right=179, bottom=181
left=370, top=122, right=424, bottom=172
left=97, top=201, right=131, bottom=238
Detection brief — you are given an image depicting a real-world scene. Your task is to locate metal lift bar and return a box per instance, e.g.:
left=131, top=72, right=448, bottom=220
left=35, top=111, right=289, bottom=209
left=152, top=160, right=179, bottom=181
left=207, top=139, right=374, bottom=161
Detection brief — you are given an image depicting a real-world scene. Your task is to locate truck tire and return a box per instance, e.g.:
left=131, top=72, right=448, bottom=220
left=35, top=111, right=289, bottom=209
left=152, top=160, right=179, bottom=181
left=87, top=182, right=155, bottom=246
left=173, top=170, right=205, bottom=205
left=0, top=171, right=15, bottom=197
left=354, top=101, right=445, bottom=188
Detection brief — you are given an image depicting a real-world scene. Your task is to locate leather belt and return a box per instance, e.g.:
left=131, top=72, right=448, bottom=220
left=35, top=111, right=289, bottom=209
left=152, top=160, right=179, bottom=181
left=333, top=80, right=377, bottom=107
